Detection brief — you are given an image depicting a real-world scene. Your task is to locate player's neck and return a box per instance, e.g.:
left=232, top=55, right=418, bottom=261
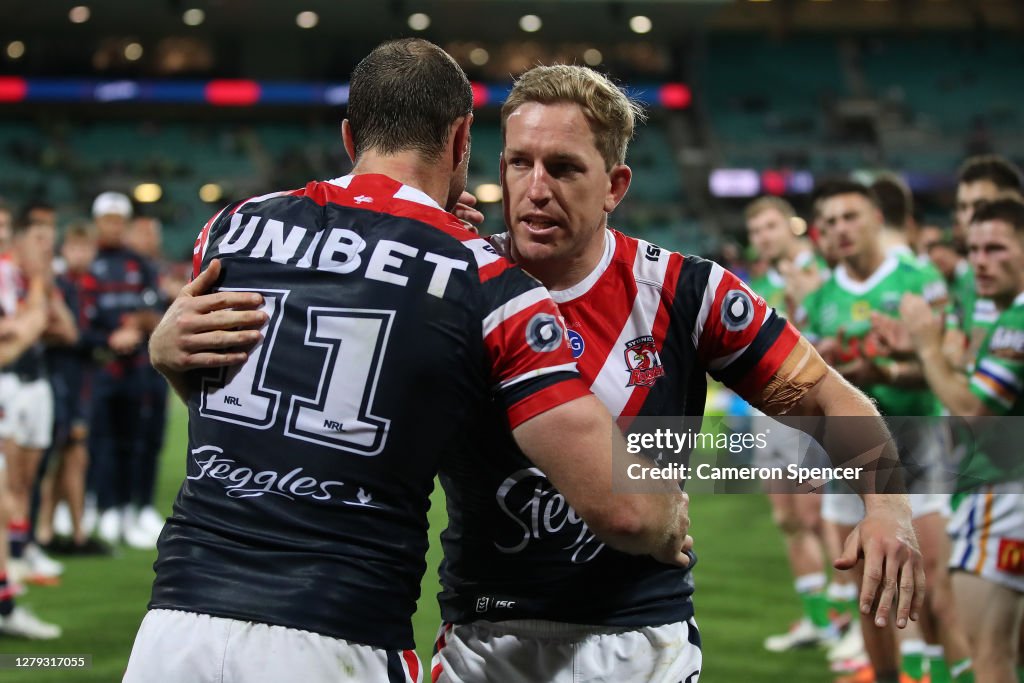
left=351, top=153, right=451, bottom=211
left=994, top=286, right=1024, bottom=312
left=843, top=247, right=885, bottom=281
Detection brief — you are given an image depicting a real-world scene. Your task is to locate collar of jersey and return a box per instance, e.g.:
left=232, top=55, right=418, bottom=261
left=1014, top=291, right=1024, bottom=309
left=833, top=253, right=900, bottom=296
left=549, top=229, right=615, bottom=304
left=327, top=174, right=443, bottom=211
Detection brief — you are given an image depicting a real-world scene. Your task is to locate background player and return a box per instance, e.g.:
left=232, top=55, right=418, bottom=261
left=902, top=197, right=1024, bottom=683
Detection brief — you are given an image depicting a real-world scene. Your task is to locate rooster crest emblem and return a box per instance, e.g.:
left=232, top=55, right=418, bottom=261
left=624, top=336, right=665, bottom=387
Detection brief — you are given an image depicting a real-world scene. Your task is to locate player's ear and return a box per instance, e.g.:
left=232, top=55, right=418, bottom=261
left=451, top=113, right=473, bottom=172
left=341, top=120, right=357, bottom=163
left=605, top=164, right=632, bottom=213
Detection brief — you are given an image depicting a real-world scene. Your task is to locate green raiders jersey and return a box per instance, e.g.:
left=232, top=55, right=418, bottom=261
left=802, top=254, right=947, bottom=416
left=748, top=268, right=785, bottom=311
left=748, top=249, right=830, bottom=320
left=943, top=260, right=998, bottom=370
left=962, top=292, right=1024, bottom=489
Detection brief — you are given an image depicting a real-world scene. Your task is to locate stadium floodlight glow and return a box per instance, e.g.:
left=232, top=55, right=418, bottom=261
left=296, top=11, right=319, bottom=29
left=469, top=47, right=489, bottom=66
left=199, top=183, right=223, bottom=203
left=407, top=13, right=431, bottom=31
left=124, top=43, right=143, bottom=61
left=6, top=41, right=25, bottom=60
left=134, top=183, right=162, bottom=203
left=583, top=48, right=602, bottom=66
left=474, top=183, right=502, bottom=204
left=183, top=9, right=205, bottom=26
left=629, top=16, right=652, bottom=34
left=519, top=15, right=542, bottom=32
left=69, top=6, right=91, bottom=23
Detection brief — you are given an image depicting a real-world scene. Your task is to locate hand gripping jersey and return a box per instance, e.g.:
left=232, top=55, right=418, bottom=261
left=150, top=174, right=589, bottom=651
left=801, top=254, right=947, bottom=416
left=438, top=228, right=802, bottom=627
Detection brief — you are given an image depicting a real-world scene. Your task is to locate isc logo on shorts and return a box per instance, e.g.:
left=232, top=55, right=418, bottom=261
left=997, top=539, right=1024, bottom=575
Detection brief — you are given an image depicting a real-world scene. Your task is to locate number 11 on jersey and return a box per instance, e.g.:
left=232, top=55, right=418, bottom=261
left=199, top=288, right=394, bottom=456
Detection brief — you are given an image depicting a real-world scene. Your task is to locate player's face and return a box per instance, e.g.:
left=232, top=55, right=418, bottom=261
left=95, top=214, right=127, bottom=246
left=746, top=207, right=791, bottom=263
left=128, top=218, right=162, bottom=258
left=0, top=210, right=10, bottom=251
left=22, top=223, right=56, bottom=261
left=968, top=219, right=1024, bottom=302
left=62, top=236, right=97, bottom=273
left=501, top=101, right=628, bottom=288
left=819, top=193, right=880, bottom=262
left=956, top=179, right=1000, bottom=233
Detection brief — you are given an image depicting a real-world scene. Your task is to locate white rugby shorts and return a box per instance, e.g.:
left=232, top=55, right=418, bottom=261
left=125, top=609, right=423, bottom=683
left=949, top=483, right=1024, bottom=594
left=431, top=618, right=701, bottom=683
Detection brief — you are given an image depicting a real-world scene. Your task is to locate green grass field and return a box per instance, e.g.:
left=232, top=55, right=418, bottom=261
left=0, top=400, right=841, bottom=681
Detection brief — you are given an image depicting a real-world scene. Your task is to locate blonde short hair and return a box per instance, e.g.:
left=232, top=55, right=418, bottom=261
left=501, top=65, right=645, bottom=170
left=745, top=196, right=796, bottom=223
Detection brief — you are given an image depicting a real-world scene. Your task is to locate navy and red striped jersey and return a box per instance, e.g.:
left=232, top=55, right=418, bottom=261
left=151, top=174, right=589, bottom=650
left=439, top=228, right=800, bottom=627
left=81, top=245, right=159, bottom=360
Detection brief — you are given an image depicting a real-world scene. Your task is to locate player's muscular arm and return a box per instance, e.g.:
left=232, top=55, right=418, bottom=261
left=751, top=336, right=925, bottom=629
left=149, top=259, right=267, bottom=403
left=900, top=293, right=986, bottom=415
left=0, top=273, right=48, bottom=366
left=512, top=394, right=692, bottom=567
left=42, top=290, right=78, bottom=346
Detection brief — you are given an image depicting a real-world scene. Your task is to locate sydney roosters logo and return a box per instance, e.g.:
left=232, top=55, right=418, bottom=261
left=624, top=335, right=665, bottom=387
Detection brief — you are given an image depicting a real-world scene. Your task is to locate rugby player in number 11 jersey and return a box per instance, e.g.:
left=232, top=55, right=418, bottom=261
left=129, top=40, right=691, bottom=683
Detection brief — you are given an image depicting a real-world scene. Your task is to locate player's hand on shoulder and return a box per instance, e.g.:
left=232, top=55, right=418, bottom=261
left=150, top=259, right=267, bottom=373
left=453, top=190, right=484, bottom=233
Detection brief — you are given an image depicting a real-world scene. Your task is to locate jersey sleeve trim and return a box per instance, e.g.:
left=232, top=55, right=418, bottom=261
left=970, top=358, right=1022, bottom=414
left=505, top=377, right=592, bottom=430
left=497, top=362, right=579, bottom=391
left=482, top=287, right=551, bottom=339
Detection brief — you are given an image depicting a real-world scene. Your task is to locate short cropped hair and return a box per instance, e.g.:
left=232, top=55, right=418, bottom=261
left=745, top=196, right=796, bottom=223
left=347, top=38, right=473, bottom=160
left=958, top=155, right=1023, bottom=192
left=63, top=220, right=95, bottom=242
left=813, top=179, right=879, bottom=208
left=501, top=64, right=645, bottom=170
left=870, top=173, right=913, bottom=227
left=971, top=197, right=1024, bottom=234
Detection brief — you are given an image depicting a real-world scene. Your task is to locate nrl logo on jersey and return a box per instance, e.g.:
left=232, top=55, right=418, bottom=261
left=624, top=335, right=665, bottom=387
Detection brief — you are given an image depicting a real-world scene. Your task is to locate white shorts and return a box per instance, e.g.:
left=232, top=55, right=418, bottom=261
left=821, top=492, right=950, bottom=526
left=432, top=618, right=701, bottom=683
left=6, top=377, right=53, bottom=449
left=0, top=372, right=18, bottom=439
left=125, top=609, right=423, bottom=683
left=949, top=484, right=1024, bottom=594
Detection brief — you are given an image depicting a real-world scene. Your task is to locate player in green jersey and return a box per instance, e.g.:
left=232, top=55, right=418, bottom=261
left=745, top=196, right=854, bottom=656
left=904, top=197, right=1024, bottom=683
left=802, top=180, right=973, bottom=683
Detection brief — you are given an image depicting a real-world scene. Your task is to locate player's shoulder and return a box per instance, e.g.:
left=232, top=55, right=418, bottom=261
left=995, top=296, right=1024, bottom=329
